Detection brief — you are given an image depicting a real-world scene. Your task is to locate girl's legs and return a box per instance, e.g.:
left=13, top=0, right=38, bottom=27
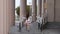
left=27, top=25, right=30, bottom=32
left=38, top=23, right=40, bottom=29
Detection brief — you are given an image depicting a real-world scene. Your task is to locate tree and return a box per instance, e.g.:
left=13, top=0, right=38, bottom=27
left=16, top=6, right=20, bottom=15
left=15, top=5, right=30, bottom=18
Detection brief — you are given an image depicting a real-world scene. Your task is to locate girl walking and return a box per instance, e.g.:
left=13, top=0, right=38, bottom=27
left=24, top=18, right=31, bottom=32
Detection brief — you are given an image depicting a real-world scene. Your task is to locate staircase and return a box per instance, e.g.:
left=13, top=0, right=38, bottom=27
left=46, top=22, right=60, bottom=29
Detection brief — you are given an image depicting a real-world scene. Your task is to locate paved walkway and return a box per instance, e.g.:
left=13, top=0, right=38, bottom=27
left=9, top=22, right=42, bottom=34
left=9, top=21, right=60, bottom=34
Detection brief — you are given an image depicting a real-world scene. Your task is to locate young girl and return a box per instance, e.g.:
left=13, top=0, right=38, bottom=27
left=24, top=18, right=31, bottom=32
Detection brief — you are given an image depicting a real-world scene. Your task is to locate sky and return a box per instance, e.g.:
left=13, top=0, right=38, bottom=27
left=15, top=0, right=32, bottom=8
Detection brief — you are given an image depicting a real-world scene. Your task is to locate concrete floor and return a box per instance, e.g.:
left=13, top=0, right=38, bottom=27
left=9, top=22, right=41, bottom=34
left=42, top=22, right=60, bottom=34
left=46, top=22, right=60, bottom=29
left=42, top=29, right=60, bottom=34
left=9, top=21, right=60, bottom=34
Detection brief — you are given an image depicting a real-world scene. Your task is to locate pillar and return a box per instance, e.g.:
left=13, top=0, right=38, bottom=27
left=10, top=0, right=15, bottom=25
left=55, top=0, right=60, bottom=22
left=0, top=0, right=15, bottom=34
left=32, top=0, right=36, bottom=22
left=47, top=0, right=54, bottom=22
left=0, top=0, right=4, bottom=34
left=20, top=0, right=27, bottom=20
left=42, top=0, right=44, bottom=18
left=29, top=5, right=32, bottom=16
left=37, top=0, right=42, bottom=17
left=5, top=0, right=15, bottom=26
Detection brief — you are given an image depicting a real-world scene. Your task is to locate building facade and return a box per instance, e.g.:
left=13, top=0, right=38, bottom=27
left=0, top=0, right=60, bottom=34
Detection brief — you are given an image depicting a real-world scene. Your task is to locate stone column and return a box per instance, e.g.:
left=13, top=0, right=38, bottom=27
left=11, top=0, right=15, bottom=25
left=47, top=0, right=54, bottom=22
left=0, top=0, right=4, bottom=34
left=32, top=0, right=36, bottom=22
left=42, top=0, right=44, bottom=18
left=0, top=0, right=15, bottom=34
left=29, top=5, right=32, bottom=16
left=7, top=0, right=15, bottom=26
left=20, top=0, right=27, bottom=20
left=37, top=0, right=42, bottom=17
